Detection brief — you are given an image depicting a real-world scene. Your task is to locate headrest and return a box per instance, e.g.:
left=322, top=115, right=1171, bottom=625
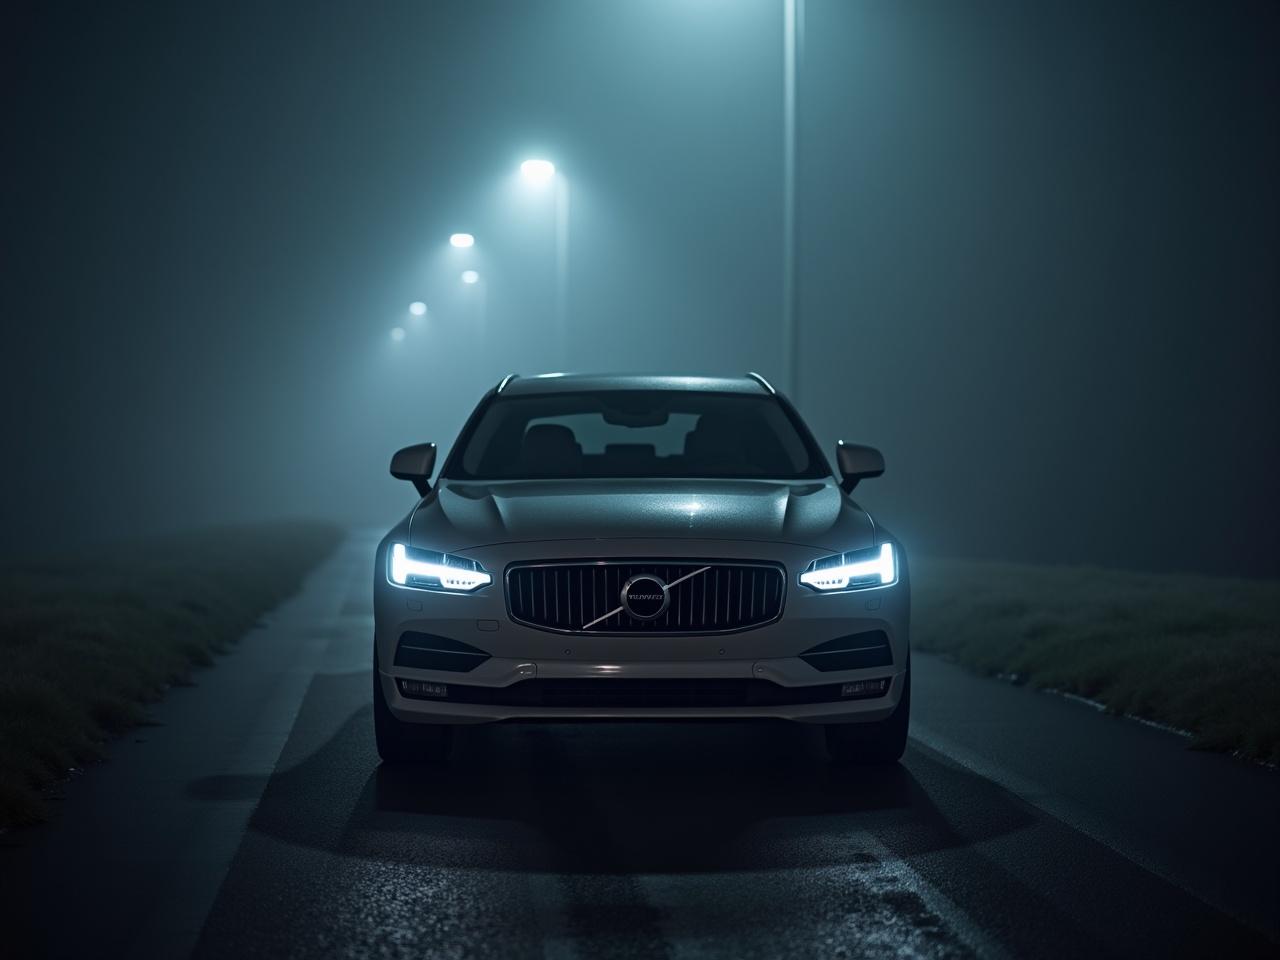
left=520, top=424, right=582, bottom=475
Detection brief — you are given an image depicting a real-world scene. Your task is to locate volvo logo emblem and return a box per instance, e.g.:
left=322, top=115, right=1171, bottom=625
left=579, top=565, right=711, bottom=630
left=620, top=574, right=670, bottom=620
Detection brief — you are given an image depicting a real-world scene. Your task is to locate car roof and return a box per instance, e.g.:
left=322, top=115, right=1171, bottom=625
left=495, top=373, right=775, bottom=397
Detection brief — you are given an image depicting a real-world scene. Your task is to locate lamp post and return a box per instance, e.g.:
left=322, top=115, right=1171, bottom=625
left=458, top=269, right=486, bottom=351
left=520, top=158, right=569, bottom=364
left=782, top=0, right=804, bottom=405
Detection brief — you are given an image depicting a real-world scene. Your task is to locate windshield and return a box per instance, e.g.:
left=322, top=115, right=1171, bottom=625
left=447, top=391, right=829, bottom=481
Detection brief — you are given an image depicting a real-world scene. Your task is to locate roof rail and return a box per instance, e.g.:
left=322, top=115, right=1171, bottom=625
left=496, top=373, right=519, bottom=394
left=745, top=371, right=776, bottom=394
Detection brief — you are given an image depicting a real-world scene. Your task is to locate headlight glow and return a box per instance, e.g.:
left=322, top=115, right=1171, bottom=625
left=388, top=542, right=492, bottom=592
left=799, top=543, right=897, bottom=592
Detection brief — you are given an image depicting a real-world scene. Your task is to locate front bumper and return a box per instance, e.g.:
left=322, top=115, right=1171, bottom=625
left=374, top=536, right=910, bottom=725
left=377, top=665, right=906, bottom=724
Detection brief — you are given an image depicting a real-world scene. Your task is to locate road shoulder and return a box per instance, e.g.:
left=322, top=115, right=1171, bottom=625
left=910, top=651, right=1280, bottom=943
left=0, top=532, right=375, bottom=959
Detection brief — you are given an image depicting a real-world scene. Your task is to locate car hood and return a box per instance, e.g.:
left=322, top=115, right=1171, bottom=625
left=408, top=478, right=874, bottom=554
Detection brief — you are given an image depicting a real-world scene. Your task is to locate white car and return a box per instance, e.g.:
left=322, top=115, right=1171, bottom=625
left=373, top=373, right=910, bottom=763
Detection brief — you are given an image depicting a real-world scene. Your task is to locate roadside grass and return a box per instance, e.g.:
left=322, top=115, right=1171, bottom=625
left=0, top=521, right=343, bottom=828
left=912, top=558, right=1280, bottom=765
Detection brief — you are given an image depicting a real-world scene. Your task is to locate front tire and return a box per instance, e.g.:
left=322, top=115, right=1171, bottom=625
left=373, top=651, right=453, bottom=763
left=824, top=664, right=910, bottom=765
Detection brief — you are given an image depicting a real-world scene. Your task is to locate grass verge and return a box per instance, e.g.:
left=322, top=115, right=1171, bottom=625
left=0, top=521, right=343, bottom=828
left=912, top=558, right=1280, bottom=765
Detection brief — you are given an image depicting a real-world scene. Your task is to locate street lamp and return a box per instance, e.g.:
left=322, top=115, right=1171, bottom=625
left=408, top=301, right=427, bottom=316
left=782, top=0, right=803, bottom=403
left=449, top=233, right=475, bottom=248
left=460, top=270, right=479, bottom=285
left=519, top=157, right=569, bottom=360
left=519, top=158, right=556, bottom=185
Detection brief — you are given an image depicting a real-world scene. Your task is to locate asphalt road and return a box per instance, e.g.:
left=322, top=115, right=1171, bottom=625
left=4, top=533, right=1278, bottom=959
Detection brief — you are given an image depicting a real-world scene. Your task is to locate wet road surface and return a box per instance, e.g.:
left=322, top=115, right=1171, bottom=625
left=4, top=534, right=1278, bottom=959
left=190, top=686, right=1275, bottom=960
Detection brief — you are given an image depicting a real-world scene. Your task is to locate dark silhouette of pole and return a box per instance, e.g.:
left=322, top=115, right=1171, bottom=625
left=782, top=0, right=804, bottom=404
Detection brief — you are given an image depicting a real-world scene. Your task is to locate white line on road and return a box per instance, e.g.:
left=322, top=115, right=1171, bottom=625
left=907, top=722, right=1220, bottom=927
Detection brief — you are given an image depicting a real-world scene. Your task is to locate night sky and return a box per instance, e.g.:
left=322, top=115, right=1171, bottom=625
left=3, top=0, right=1277, bottom=576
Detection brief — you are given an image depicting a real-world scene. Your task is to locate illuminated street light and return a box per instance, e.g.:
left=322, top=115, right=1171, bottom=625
left=519, top=158, right=556, bottom=185
left=390, top=326, right=406, bottom=342
left=461, top=270, right=479, bottom=285
left=408, top=301, right=427, bottom=316
left=781, top=0, right=803, bottom=402
left=449, top=233, right=474, bottom=248
left=518, top=156, right=569, bottom=358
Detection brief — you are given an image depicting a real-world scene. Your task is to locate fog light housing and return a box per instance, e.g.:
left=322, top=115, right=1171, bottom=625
left=398, top=678, right=449, bottom=700
left=840, top=678, right=891, bottom=699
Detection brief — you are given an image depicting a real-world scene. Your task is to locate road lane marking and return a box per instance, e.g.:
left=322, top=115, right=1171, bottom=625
left=907, top=722, right=1236, bottom=931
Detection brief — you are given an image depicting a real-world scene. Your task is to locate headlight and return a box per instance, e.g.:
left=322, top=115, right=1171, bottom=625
left=387, top=542, right=492, bottom=592
left=799, top=543, right=897, bottom=592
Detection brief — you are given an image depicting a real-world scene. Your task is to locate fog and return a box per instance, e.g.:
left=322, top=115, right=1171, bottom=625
left=3, top=0, right=1277, bottom=576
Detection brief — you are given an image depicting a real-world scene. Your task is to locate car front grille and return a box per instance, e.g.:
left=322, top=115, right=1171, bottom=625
left=506, top=560, right=785, bottom=634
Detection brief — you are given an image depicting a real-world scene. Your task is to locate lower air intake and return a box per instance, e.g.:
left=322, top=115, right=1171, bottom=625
left=394, top=632, right=490, bottom=673
left=438, top=678, right=854, bottom=708
left=800, top=630, right=894, bottom=672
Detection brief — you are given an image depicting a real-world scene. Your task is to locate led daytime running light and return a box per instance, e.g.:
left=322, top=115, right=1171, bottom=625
left=799, top=543, right=896, bottom=592
left=389, top=542, right=492, bottom=592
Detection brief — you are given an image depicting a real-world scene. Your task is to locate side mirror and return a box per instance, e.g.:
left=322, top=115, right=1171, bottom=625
left=836, top=441, right=884, bottom=492
left=390, top=443, right=437, bottom=496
